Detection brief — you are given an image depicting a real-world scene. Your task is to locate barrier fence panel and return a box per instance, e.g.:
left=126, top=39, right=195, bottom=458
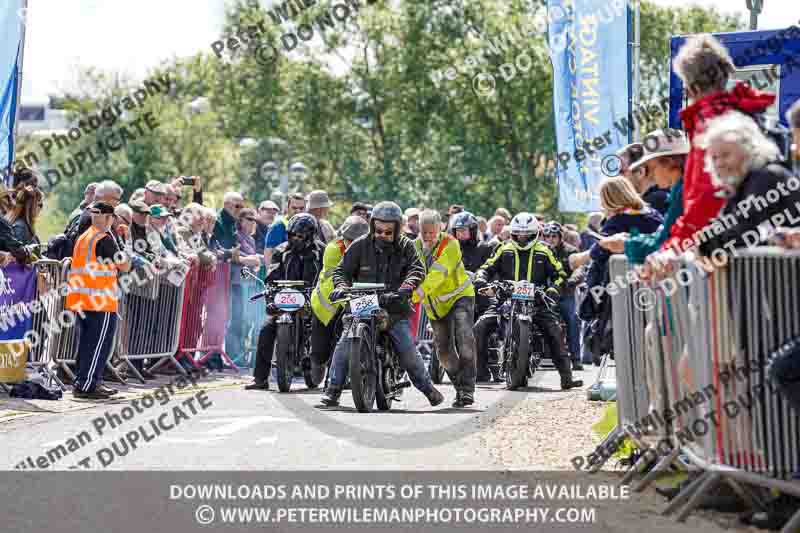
left=606, top=250, right=800, bottom=531
left=118, top=264, right=188, bottom=382
left=175, top=262, right=237, bottom=371
left=239, top=272, right=267, bottom=369
left=27, top=259, right=68, bottom=389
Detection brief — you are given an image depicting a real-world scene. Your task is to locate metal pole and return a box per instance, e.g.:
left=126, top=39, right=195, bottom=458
left=632, top=0, right=641, bottom=142
left=9, top=0, right=28, bottom=183
left=746, top=0, right=763, bottom=31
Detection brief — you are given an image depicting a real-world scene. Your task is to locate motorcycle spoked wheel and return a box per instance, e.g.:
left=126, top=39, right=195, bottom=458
left=349, top=324, right=377, bottom=413
left=274, top=324, right=294, bottom=393
left=429, top=343, right=446, bottom=384
left=505, top=321, right=530, bottom=390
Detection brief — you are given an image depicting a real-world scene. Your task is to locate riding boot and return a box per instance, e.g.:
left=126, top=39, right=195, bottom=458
left=320, top=385, right=342, bottom=406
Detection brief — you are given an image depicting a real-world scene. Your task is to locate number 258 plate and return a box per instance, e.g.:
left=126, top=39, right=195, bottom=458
left=350, top=294, right=380, bottom=317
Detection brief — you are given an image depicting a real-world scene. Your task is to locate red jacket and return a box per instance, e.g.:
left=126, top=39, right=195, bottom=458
left=661, top=82, right=775, bottom=253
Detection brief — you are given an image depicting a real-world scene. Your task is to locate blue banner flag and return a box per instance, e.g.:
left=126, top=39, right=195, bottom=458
left=548, top=0, right=631, bottom=212
left=0, top=1, right=26, bottom=186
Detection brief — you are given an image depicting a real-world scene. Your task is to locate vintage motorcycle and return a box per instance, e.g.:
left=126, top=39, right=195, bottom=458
left=479, top=280, right=556, bottom=390
left=246, top=270, right=321, bottom=392
left=334, top=283, right=410, bottom=413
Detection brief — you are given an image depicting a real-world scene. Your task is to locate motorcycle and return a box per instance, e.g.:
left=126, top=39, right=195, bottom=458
left=415, top=306, right=445, bottom=384
left=246, top=270, right=321, bottom=393
left=479, top=280, right=556, bottom=390
left=334, top=283, right=410, bottom=413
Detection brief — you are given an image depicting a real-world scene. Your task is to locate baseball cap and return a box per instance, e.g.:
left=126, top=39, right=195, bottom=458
left=130, top=199, right=150, bottom=214
left=259, top=200, right=279, bottom=211
left=149, top=204, right=169, bottom=218
left=145, top=181, right=166, bottom=194
left=404, top=207, right=421, bottom=218
left=88, top=202, right=115, bottom=215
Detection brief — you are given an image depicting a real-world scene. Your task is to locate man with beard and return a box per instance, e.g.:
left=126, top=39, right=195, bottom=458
left=449, top=211, right=495, bottom=381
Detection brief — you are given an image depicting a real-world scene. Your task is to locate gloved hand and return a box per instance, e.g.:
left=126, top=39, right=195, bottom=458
left=546, top=287, right=560, bottom=300
left=397, top=284, right=414, bottom=299
left=329, top=288, right=347, bottom=302
left=472, top=277, right=487, bottom=290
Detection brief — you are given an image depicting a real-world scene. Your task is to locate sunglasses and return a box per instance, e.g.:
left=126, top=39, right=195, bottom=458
left=374, top=228, right=394, bottom=237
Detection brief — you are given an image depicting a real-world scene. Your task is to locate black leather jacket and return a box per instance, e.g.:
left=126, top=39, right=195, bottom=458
left=266, top=239, right=326, bottom=287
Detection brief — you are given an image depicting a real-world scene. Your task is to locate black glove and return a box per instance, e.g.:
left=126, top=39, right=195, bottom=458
left=545, top=287, right=560, bottom=300
left=329, top=288, right=347, bottom=302
left=379, top=292, right=401, bottom=306
left=397, top=285, right=413, bottom=299
left=473, top=277, right=487, bottom=290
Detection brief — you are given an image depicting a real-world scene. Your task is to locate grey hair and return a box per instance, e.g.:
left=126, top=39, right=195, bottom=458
left=787, top=99, right=800, bottom=129
left=114, top=204, right=132, bottom=221
left=673, top=34, right=735, bottom=95
left=697, top=111, right=781, bottom=185
left=223, top=191, right=243, bottom=204
left=95, top=180, right=123, bottom=200
left=419, top=209, right=442, bottom=227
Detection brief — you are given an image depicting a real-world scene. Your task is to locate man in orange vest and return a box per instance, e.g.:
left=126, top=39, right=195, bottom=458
left=67, top=202, right=131, bottom=400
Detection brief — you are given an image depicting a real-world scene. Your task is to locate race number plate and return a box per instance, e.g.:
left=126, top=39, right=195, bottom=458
left=350, top=294, right=380, bottom=317
left=512, top=281, right=537, bottom=301
left=274, top=289, right=305, bottom=311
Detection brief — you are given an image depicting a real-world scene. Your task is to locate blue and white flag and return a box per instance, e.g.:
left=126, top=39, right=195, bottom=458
left=0, top=1, right=26, bottom=185
left=548, top=0, right=631, bottom=212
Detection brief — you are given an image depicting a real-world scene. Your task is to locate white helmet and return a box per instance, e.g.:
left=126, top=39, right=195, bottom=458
left=508, top=212, right=540, bottom=250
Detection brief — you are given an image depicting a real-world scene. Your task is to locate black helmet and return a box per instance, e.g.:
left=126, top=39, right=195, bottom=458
left=449, top=211, right=479, bottom=244
left=287, top=213, right=318, bottom=242
left=370, top=201, right=402, bottom=241
left=542, top=222, right=563, bottom=237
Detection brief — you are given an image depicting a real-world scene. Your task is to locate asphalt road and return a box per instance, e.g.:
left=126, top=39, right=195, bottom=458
left=0, top=363, right=597, bottom=471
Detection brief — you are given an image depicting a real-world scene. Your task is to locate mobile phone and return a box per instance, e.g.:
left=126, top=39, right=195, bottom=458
left=181, top=176, right=195, bottom=186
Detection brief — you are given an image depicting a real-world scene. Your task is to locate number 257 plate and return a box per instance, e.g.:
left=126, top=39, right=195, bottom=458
left=512, top=282, right=536, bottom=301
left=350, top=294, right=380, bottom=316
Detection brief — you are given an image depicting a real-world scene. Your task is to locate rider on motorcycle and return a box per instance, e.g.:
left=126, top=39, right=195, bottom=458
left=449, top=211, right=495, bottom=381
left=310, top=216, right=370, bottom=382
left=412, top=210, right=477, bottom=408
left=321, top=201, right=445, bottom=407
left=542, top=222, right=583, bottom=371
left=473, top=213, right=583, bottom=391
left=245, top=213, right=325, bottom=391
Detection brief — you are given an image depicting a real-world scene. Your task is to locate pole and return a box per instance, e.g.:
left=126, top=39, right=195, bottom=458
left=746, top=0, right=762, bottom=31
left=8, top=0, right=28, bottom=184
left=632, top=0, right=641, bottom=142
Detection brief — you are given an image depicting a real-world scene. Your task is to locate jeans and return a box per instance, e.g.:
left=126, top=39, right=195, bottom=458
left=430, top=297, right=476, bottom=394
left=559, top=294, right=580, bottom=361
left=768, top=347, right=800, bottom=411
left=328, top=319, right=433, bottom=395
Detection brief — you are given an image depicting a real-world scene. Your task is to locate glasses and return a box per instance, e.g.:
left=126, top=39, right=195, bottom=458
left=243, top=217, right=256, bottom=223
left=233, top=204, right=244, bottom=209
left=374, top=229, right=394, bottom=237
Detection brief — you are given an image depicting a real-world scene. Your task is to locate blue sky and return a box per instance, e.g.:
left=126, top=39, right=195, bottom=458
left=21, top=0, right=798, bottom=103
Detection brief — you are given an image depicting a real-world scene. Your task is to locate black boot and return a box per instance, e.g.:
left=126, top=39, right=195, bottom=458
left=321, top=385, right=342, bottom=406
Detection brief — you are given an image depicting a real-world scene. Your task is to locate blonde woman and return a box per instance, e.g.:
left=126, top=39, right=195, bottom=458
left=578, top=177, right=663, bottom=321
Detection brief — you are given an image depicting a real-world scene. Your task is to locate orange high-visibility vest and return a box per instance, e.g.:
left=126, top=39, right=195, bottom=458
left=66, top=226, right=120, bottom=313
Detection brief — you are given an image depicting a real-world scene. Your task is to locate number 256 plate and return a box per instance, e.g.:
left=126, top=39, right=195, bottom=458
left=512, top=282, right=536, bottom=300
left=350, top=294, right=380, bottom=317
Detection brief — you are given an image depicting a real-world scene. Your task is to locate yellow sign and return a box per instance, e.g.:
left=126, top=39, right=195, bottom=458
left=0, top=340, right=28, bottom=383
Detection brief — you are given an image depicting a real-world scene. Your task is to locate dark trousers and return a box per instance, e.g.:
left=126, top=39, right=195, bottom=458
left=253, top=318, right=278, bottom=384
left=75, top=311, right=118, bottom=392
left=430, top=297, right=477, bottom=394
left=474, top=312, right=500, bottom=380
left=559, top=294, right=580, bottom=361
left=768, top=350, right=800, bottom=411
left=311, top=313, right=339, bottom=366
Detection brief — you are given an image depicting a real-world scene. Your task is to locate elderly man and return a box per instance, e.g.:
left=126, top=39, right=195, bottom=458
left=413, top=210, right=477, bottom=407
left=350, top=201, right=372, bottom=222
left=263, top=192, right=306, bottom=266
left=307, top=190, right=336, bottom=243
left=255, top=200, right=279, bottom=254
left=66, top=202, right=131, bottom=399
left=144, top=180, right=166, bottom=206
left=70, top=182, right=97, bottom=219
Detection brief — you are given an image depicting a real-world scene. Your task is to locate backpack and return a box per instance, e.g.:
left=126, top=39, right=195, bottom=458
left=748, top=112, right=794, bottom=170
left=44, top=213, right=82, bottom=260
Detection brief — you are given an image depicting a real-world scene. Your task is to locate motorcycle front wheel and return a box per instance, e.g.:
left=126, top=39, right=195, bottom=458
left=349, top=323, right=377, bottom=413
left=274, top=324, right=294, bottom=393
left=505, top=321, right=530, bottom=390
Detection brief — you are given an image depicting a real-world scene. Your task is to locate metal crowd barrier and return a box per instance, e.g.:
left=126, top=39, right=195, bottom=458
left=175, top=262, right=237, bottom=371
left=415, top=304, right=435, bottom=364
left=118, top=263, right=188, bottom=382
left=239, top=272, right=267, bottom=369
left=602, top=251, right=800, bottom=532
